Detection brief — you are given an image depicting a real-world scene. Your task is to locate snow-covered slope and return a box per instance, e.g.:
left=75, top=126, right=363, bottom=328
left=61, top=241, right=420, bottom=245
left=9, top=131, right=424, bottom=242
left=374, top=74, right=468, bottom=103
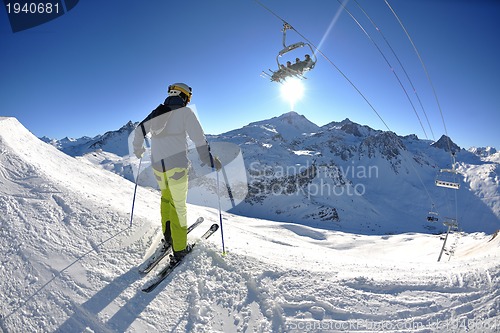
left=1, top=117, right=499, bottom=332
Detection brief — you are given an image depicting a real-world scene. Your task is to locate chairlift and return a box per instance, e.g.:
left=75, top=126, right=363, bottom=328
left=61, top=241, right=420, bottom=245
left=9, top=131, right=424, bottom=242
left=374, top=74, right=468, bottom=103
left=435, top=168, right=460, bottom=190
left=443, top=217, right=458, bottom=228
left=427, top=204, right=439, bottom=222
left=262, top=23, right=317, bottom=83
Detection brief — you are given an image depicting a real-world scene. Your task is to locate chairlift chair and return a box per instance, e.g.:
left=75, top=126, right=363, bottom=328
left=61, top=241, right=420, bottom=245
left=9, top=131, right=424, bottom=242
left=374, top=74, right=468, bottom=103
left=427, top=211, right=439, bottom=222
left=443, top=217, right=458, bottom=228
left=435, top=168, right=460, bottom=190
left=426, top=203, right=439, bottom=222
left=262, top=22, right=317, bottom=83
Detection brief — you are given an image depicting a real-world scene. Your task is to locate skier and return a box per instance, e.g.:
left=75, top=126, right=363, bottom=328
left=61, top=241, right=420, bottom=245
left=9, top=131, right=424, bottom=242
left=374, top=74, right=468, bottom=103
left=133, top=82, right=221, bottom=264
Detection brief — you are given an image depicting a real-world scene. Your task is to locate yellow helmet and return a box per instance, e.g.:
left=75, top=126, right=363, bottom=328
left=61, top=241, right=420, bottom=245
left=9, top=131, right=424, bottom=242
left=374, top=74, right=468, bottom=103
left=168, top=83, right=192, bottom=104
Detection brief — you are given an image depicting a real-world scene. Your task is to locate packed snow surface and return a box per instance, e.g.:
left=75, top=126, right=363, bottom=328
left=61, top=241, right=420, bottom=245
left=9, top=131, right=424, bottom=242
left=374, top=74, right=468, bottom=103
left=1, top=117, right=499, bottom=332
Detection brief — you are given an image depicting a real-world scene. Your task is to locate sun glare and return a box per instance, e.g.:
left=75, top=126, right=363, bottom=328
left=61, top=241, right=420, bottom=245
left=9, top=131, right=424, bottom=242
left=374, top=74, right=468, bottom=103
left=280, top=79, right=304, bottom=110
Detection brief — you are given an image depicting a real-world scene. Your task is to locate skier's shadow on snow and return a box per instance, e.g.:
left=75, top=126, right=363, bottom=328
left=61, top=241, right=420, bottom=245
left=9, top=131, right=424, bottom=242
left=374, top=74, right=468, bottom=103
left=55, top=267, right=168, bottom=333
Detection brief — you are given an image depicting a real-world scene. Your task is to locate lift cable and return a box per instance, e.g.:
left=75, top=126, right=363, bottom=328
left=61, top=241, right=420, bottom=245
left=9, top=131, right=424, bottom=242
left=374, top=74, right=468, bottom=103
left=353, top=0, right=436, bottom=141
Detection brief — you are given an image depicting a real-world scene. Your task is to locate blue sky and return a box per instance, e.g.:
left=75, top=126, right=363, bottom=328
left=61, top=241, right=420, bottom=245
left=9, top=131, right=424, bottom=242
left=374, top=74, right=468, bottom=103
left=1, top=0, right=499, bottom=149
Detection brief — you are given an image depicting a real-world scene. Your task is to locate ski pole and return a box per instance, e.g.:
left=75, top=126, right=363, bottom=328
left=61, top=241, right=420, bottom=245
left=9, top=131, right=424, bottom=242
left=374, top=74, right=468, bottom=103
left=130, top=137, right=150, bottom=228
left=215, top=167, right=226, bottom=255
left=210, top=152, right=226, bottom=255
left=221, top=164, right=235, bottom=208
left=130, top=155, right=143, bottom=228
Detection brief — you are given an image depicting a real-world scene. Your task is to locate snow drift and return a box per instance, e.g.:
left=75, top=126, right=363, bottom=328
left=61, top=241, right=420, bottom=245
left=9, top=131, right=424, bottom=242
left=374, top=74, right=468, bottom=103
left=1, top=117, right=499, bottom=332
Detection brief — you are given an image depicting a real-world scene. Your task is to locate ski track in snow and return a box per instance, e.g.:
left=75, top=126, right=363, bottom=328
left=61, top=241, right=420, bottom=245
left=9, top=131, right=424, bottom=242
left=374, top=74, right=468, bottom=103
left=0, top=117, right=499, bottom=332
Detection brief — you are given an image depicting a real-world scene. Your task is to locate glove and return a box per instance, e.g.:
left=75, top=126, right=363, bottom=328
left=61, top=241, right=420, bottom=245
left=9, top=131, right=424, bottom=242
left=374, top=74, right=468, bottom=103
left=134, top=146, right=145, bottom=159
left=211, top=155, right=222, bottom=171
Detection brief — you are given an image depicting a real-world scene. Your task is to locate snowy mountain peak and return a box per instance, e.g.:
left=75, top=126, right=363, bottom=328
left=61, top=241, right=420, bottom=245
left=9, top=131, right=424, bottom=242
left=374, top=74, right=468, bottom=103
left=322, top=117, right=353, bottom=130
left=432, top=134, right=461, bottom=153
left=87, top=120, right=136, bottom=155
left=276, top=111, right=313, bottom=125
left=322, top=118, right=376, bottom=138
left=469, top=146, right=497, bottom=157
left=253, top=111, right=319, bottom=129
left=335, top=117, right=354, bottom=126
left=340, top=121, right=371, bottom=137
left=118, top=120, right=136, bottom=133
left=241, top=111, right=320, bottom=141
left=41, top=121, right=137, bottom=157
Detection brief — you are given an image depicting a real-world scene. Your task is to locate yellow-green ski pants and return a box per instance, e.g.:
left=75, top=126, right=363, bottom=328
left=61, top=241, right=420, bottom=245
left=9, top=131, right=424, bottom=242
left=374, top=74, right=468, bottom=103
left=153, top=167, right=189, bottom=252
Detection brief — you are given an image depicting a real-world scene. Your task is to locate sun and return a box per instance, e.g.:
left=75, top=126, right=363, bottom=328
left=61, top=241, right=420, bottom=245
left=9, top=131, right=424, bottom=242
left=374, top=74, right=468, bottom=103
left=280, top=78, right=304, bottom=110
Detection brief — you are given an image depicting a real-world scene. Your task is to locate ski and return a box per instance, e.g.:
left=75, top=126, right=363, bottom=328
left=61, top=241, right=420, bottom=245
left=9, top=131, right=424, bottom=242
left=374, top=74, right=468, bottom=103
left=141, top=223, right=219, bottom=293
left=138, top=217, right=204, bottom=274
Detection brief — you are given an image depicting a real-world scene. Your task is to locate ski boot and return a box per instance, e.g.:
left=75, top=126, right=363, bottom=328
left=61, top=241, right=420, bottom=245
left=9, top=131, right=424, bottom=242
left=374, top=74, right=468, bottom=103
left=169, top=244, right=193, bottom=266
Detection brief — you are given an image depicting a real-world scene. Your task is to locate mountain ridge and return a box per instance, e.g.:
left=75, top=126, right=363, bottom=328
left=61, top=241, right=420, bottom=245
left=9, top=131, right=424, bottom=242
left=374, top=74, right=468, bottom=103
left=42, top=112, right=476, bottom=156
left=40, top=112, right=500, bottom=234
left=41, top=121, right=136, bottom=156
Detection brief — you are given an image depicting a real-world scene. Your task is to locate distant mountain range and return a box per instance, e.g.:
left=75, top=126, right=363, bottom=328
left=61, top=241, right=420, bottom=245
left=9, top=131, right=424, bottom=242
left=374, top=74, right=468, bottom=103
left=41, top=121, right=137, bottom=157
left=41, top=111, right=500, bottom=235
